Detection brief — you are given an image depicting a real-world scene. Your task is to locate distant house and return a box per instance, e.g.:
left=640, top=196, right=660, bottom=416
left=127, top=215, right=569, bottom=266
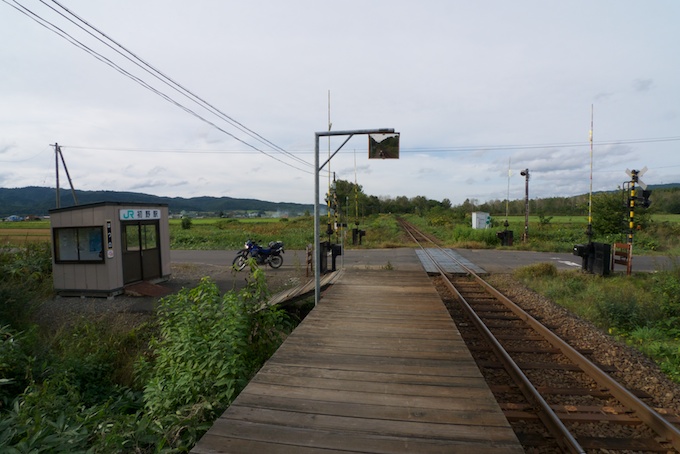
left=4, top=215, right=22, bottom=222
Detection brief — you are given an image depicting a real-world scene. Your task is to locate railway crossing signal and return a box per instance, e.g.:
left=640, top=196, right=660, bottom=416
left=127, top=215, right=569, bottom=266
left=624, top=167, right=650, bottom=245
left=520, top=169, right=529, bottom=242
left=640, top=189, right=652, bottom=208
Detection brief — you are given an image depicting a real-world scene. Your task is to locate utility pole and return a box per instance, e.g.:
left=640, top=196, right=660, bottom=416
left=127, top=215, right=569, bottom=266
left=520, top=169, right=530, bottom=242
left=51, top=142, right=79, bottom=208
left=55, top=143, right=61, bottom=208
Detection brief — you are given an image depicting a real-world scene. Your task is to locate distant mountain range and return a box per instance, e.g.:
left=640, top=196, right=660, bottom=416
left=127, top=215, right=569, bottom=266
left=0, top=186, right=313, bottom=218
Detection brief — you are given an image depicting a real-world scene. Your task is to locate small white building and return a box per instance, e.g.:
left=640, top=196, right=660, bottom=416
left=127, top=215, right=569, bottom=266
left=471, top=212, right=490, bottom=229
left=49, top=202, right=171, bottom=297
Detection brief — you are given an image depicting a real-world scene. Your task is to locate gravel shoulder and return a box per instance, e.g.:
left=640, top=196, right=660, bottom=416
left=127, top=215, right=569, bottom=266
left=487, top=273, right=680, bottom=415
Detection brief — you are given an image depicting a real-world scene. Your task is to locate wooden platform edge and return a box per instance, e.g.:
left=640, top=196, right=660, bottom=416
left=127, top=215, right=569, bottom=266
left=260, top=270, right=343, bottom=310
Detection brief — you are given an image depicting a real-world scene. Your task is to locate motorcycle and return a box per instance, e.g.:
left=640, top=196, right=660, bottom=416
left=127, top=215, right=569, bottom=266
left=232, top=239, right=284, bottom=271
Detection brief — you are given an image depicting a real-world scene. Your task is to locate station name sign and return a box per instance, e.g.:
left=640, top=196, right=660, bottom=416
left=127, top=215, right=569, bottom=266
left=119, top=208, right=162, bottom=220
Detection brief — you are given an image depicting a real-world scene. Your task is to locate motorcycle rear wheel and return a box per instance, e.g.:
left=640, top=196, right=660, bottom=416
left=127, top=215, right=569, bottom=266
left=268, top=255, right=283, bottom=269
left=232, top=254, right=248, bottom=271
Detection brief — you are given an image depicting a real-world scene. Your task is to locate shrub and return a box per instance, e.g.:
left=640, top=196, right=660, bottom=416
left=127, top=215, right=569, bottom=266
left=51, top=320, right=128, bottom=406
left=0, top=326, right=37, bottom=402
left=593, top=291, right=644, bottom=332
left=138, top=265, right=293, bottom=449
left=653, top=265, right=680, bottom=319
left=0, top=243, right=53, bottom=328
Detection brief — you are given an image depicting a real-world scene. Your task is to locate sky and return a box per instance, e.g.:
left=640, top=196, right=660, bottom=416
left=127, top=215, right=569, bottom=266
left=1, top=1, right=679, bottom=207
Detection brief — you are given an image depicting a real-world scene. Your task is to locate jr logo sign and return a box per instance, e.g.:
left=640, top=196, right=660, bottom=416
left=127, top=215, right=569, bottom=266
left=119, top=209, right=162, bottom=220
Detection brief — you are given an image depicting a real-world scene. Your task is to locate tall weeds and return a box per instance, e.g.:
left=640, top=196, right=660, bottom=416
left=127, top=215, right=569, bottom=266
left=1, top=258, right=294, bottom=453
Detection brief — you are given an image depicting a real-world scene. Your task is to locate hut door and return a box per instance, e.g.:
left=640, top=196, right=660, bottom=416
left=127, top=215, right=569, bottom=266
left=122, top=221, right=161, bottom=284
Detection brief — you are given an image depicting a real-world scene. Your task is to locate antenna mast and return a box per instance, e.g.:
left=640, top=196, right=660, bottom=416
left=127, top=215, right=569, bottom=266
left=326, top=90, right=333, bottom=240
left=587, top=105, right=594, bottom=241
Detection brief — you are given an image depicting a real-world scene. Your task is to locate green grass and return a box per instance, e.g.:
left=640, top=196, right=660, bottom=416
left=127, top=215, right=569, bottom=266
left=171, top=217, right=316, bottom=250
left=651, top=214, right=680, bottom=223
left=5, top=212, right=680, bottom=253
left=513, top=262, right=680, bottom=381
left=0, top=220, right=51, bottom=229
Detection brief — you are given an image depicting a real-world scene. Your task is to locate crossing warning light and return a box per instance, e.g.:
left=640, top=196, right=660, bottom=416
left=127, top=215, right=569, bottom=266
left=640, top=189, right=652, bottom=208
left=368, top=133, right=400, bottom=159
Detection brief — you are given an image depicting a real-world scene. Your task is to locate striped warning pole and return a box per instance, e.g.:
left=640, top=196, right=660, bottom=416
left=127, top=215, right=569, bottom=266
left=628, top=170, right=638, bottom=245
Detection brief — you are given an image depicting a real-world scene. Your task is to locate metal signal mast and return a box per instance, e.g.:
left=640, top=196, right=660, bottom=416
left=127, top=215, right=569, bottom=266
left=624, top=167, right=651, bottom=245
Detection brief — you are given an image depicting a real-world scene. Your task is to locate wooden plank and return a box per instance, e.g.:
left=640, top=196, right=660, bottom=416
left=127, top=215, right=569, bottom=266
left=244, top=379, right=498, bottom=408
left=264, top=271, right=342, bottom=308
left=234, top=392, right=509, bottom=426
left=219, top=407, right=517, bottom=443
left=259, top=363, right=479, bottom=386
left=195, top=419, right=523, bottom=454
left=267, top=350, right=483, bottom=377
left=192, top=269, right=523, bottom=453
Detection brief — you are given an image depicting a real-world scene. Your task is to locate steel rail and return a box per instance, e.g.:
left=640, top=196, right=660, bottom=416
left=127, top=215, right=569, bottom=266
left=465, top=264, right=680, bottom=451
left=399, top=219, right=680, bottom=451
left=399, top=220, right=585, bottom=453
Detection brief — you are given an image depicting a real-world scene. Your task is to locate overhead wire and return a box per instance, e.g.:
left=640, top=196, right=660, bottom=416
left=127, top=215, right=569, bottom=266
left=401, top=136, right=680, bottom=153
left=2, top=1, right=678, bottom=177
left=4, top=0, right=315, bottom=175
left=61, top=135, right=680, bottom=156
left=47, top=0, right=311, bottom=170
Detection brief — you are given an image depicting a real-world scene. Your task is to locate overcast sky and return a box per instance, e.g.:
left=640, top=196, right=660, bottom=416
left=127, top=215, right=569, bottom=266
left=1, top=1, right=678, bottom=207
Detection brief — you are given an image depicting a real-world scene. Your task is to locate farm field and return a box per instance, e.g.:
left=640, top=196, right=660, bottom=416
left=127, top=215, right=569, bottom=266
left=0, top=228, right=51, bottom=243
left=2, top=213, right=680, bottom=253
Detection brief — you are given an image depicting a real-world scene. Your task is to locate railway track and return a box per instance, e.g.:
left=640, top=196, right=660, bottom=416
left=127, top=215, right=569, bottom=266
left=398, top=218, right=680, bottom=453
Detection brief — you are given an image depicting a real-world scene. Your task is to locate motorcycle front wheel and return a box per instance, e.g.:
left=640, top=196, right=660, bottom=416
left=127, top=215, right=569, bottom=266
left=268, top=255, right=283, bottom=269
left=232, top=254, right=248, bottom=271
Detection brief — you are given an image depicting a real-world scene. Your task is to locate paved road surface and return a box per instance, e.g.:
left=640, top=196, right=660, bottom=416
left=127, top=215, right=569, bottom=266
left=171, top=248, right=673, bottom=274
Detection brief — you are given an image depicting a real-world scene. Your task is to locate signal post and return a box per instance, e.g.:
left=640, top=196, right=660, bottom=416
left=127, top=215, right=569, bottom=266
left=313, top=129, right=399, bottom=306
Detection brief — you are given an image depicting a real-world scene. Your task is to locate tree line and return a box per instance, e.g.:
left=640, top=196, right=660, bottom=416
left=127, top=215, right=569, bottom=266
left=329, top=179, right=680, bottom=221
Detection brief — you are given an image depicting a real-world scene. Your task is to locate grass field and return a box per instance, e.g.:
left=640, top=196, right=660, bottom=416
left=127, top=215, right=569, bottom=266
left=2, top=213, right=680, bottom=252
left=0, top=220, right=51, bottom=229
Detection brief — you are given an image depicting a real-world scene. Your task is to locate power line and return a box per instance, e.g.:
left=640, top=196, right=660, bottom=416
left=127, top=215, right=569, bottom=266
left=47, top=0, right=311, bottom=170
left=4, top=1, right=678, bottom=174
left=402, top=136, right=680, bottom=153
left=3, top=0, right=314, bottom=175
left=59, top=134, right=680, bottom=155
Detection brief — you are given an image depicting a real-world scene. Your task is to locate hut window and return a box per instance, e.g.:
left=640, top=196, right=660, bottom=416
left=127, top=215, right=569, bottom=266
left=54, top=227, right=104, bottom=263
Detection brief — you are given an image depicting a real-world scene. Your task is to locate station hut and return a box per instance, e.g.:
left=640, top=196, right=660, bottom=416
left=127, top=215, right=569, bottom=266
left=49, top=202, right=171, bottom=297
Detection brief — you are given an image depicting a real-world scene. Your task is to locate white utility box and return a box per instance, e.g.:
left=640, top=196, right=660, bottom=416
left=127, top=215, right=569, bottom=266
left=471, top=212, right=490, bottom=229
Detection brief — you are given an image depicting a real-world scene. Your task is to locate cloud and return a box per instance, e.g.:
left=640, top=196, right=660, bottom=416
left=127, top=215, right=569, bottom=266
left=1, top=1, right=678, bottom=206
left=593, top=91, right=615, bottom=102
left=632, top=78, right=654, bottom=93
left=129, top=180, right=168, bottom=190
left=0, top=143, right=15, bottom=155
left=147, top=166, right=167, bottom=176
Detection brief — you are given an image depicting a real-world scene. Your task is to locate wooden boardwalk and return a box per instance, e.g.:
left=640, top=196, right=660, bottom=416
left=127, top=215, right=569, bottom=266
left=191, top=269, right=523, bottom=453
